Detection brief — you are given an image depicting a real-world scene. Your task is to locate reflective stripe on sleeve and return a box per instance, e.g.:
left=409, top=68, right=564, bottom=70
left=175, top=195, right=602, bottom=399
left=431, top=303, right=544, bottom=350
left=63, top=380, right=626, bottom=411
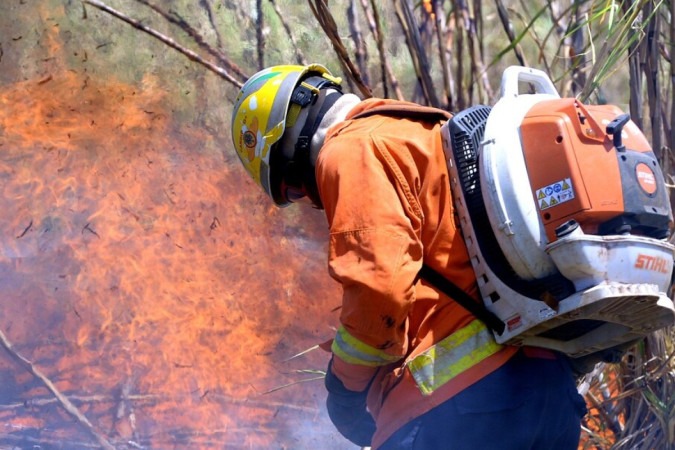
left=407, top=319, right=503, bottom=396
left=331, top=326, right=403, bottom=367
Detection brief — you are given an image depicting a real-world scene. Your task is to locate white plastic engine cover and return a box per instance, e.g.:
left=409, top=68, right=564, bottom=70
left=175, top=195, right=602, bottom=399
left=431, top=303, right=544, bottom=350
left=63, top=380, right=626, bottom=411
left=480, top=66, right=561, bottom=280
left=545, top=227, right=675, bottom=292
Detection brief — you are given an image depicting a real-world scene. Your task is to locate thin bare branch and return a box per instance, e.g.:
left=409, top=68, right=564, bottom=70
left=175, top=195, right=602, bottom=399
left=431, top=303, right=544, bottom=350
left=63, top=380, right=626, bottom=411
left=361, top=0, right=404, bottom=99
left=348, top=0, right=369, bottom=86
left=83, top=0, right=244, bottom=88
left=644, top=4, right=663, bottom=158
left=467, top=0, right=492, bottom=104
left=432, top=0, right=453, bottom=109
left=282, top=344, right=320, bottom=362
left=270, top=0, right=307, bottom=65
left=134, top=0, right=248, bottom=82
left=0, top=327, right=116, bottom=450
left=200, top=0, right=224, bottom=50
left=258, top=376, right=325, bottom=395
left=307, top=0, right=372, bottom=97
left=495, top=0, right=526, bottom=66
left=394, top=0, right=439, bottom=107
left=256, top=0, right=265, bottom=70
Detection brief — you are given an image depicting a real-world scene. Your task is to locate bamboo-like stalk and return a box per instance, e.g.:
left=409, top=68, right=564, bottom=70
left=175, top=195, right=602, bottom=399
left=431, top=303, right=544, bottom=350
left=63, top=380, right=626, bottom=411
left=78, top=1, right=675, bottom=447
left=467, top=0, right=492, bottom=104
left=644, top=3, right=663, bottom=158
left=540, top=0, right=569, bottom=92
left=362, top=0, right=387, bottom=97
left=580, top=0, right=652, bottom=102
left=432, top=0, right=454, bottom=109
left=362, top=0, right=404, bottom=100
left=256, top=0, right=265, bottom=70
left=0, top=393, right=160, bottom=411
left=394, top=0, right=439, bottom=107
left=348, top=0, right=369, bottom=87
left=133, top=0, right=248, bottom=82
left=671, top=0, right=675, bottom=153
left=450, top=0, right=466, bottom=110
left=569, top=1, right=589, bottom=94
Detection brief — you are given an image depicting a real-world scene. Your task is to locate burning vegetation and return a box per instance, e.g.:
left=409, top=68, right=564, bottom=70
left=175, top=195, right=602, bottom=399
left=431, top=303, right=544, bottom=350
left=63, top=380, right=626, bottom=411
left=0, top=60, right=345, bottom=449
left=2, top=1, right=675, bottom=449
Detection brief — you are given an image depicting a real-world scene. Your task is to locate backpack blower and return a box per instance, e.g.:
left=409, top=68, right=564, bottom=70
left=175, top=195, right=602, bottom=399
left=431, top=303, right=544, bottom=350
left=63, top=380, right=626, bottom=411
left=441, top=66, right=675, bottom=357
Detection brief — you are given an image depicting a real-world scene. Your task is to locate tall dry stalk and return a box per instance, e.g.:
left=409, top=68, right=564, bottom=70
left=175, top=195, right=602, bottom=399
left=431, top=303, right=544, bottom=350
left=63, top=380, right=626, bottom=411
left=580, top=330, right=675, bottom=450
left=299, top=2, right=675, bottom=448
left=83, top=1, right=675, bottom=448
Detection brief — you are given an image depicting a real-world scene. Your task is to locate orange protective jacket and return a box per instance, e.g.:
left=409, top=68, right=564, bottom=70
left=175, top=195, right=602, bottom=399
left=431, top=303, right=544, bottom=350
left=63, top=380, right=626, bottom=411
left=316, top=98, right=518, bottom=448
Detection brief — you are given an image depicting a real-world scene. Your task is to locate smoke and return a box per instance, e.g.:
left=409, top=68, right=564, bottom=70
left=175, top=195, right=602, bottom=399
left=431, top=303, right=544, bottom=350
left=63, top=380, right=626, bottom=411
left=0, top=68, right=345, bottom=448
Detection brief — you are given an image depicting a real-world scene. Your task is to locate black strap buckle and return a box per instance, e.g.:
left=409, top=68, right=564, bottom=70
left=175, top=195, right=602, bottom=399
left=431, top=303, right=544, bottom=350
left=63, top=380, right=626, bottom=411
left=290, top=84, right=315, bottom=108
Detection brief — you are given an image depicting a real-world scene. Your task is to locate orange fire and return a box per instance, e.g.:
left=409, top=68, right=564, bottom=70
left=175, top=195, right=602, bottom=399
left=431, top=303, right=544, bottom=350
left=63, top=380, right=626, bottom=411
left=0, top=69, right=346, bottom=448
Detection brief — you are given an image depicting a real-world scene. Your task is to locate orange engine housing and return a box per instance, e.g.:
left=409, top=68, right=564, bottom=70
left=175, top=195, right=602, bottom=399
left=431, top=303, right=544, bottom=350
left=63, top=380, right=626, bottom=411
left=520, top=99, right=672, bottom=242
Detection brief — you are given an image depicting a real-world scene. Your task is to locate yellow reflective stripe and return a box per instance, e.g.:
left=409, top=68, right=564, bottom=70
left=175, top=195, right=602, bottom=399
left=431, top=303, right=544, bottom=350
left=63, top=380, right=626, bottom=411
left=332, top=326, right=402, bottom=367
left=407, top=320, right=502, bottom=396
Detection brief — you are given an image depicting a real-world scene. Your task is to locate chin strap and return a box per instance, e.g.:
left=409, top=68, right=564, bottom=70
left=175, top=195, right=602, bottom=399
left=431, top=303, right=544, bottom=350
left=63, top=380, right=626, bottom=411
left=286, top=76, right=342, bottom=208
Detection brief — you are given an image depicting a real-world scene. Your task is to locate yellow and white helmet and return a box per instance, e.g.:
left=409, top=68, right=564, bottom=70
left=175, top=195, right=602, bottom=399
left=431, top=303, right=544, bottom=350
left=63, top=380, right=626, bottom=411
left=231, top=64, right=342, bottom=205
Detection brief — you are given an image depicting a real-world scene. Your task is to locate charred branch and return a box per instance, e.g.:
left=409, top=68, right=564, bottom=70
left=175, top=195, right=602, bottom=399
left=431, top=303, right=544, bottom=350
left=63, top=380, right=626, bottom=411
left=16, top=219, right=33, bottom=239
left=0, top=327, right=116, bottom=450
left=0, top=393, right=161, bottom=411
left=82, top=222, right=100, bottom=238
left=0, top=433, right=102, bottom=449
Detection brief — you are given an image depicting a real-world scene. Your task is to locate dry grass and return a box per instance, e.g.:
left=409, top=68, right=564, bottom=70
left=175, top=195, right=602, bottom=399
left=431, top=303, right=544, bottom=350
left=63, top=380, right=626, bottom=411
left=579, top=329, right=675, bottom=450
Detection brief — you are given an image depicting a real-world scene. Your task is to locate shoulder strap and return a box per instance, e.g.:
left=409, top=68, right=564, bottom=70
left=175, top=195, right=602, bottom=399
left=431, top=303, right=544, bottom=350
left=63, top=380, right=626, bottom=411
left=350, top=103, right=452, bottom=122
left=419, top=264, right=506, bottom=335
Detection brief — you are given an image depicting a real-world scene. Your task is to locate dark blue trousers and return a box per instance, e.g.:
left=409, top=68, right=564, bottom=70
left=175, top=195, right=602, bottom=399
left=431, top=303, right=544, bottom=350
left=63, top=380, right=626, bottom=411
left=379, top=350, right=587, bottom=450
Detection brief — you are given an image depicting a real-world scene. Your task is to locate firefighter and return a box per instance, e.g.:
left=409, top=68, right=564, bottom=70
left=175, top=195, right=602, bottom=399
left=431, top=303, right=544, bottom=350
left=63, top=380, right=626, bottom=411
left=230, top=64, right=588, bottom=449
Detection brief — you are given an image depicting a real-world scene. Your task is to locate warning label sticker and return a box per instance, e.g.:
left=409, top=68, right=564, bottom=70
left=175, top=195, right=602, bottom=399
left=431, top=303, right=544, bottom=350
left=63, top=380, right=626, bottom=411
left=536, top=178, right=574, bottom=211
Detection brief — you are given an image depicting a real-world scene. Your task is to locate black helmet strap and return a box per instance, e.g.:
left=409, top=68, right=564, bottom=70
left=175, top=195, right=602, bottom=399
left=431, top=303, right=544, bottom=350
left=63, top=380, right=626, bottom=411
left=283, top=75, right=342, bottom=207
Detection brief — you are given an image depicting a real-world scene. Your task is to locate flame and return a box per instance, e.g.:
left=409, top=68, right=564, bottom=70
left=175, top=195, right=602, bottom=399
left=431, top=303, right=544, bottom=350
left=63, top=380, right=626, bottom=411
left=422, top=0, right=435, bottom=20
left=0, top=68, right=344, bottom=448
